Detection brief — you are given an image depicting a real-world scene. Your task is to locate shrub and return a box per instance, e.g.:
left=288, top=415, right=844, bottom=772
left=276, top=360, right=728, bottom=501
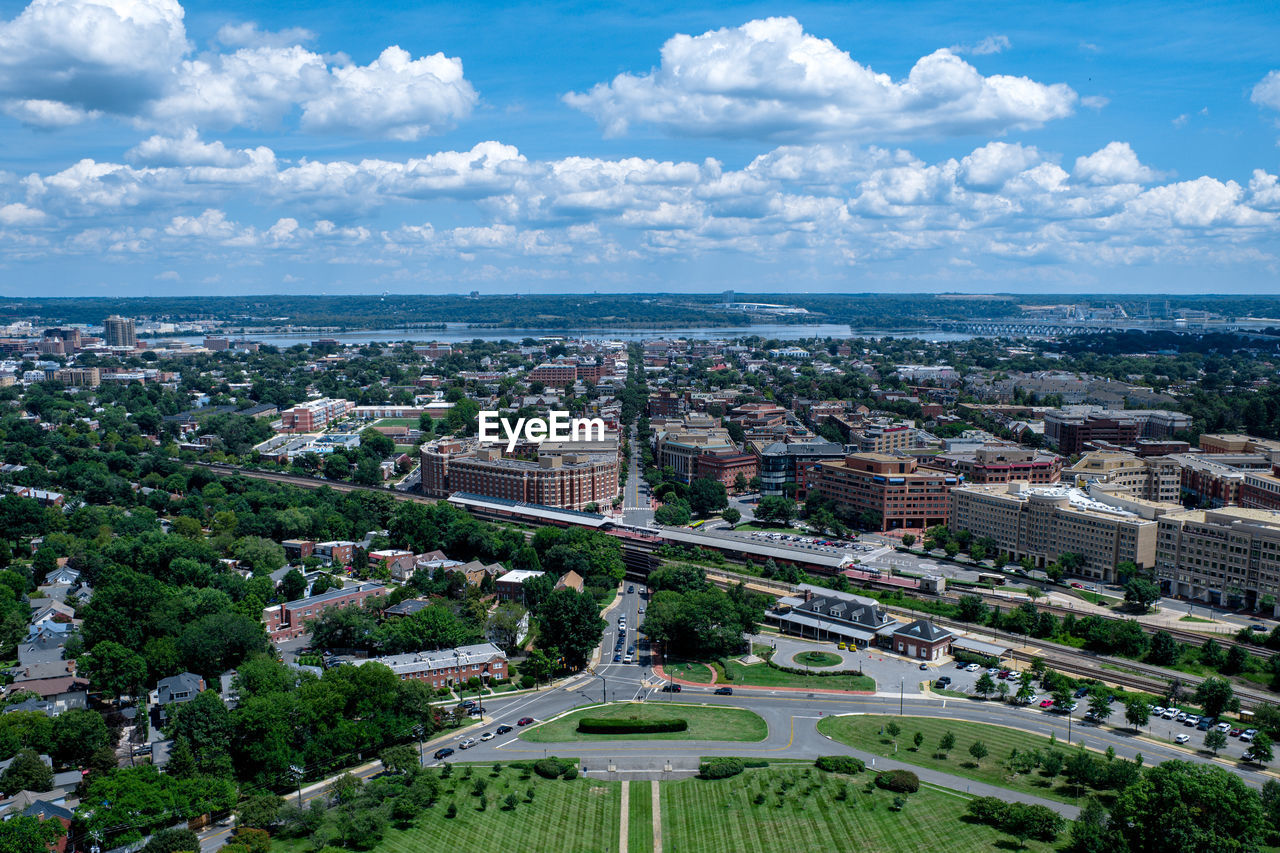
left=576, top=717, right=688, bottom=734
left=965, top=796, right=1008, bottom=825
left=874, top=769, right=920, bottom=793
left=562, top=766, right=578, bottom=780
left=699, top=758, right=745, bottom=779
left=815, top=756, right=865, bottom=774
left=520, top=674, right=536, bottom=689
left=533, top=757, right=575, bottom=779
left=445, top=803, right=457, bottom=818
left=742, top=759, right=769, bottom=768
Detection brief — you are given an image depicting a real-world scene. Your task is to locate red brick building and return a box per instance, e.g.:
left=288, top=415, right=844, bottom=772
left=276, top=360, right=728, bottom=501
left=529, top=363, right=577, bottom=387
left=694, top=452, right=759, bottom=491
left=815, top=453, right=956, bottom=531
left=263, top=582, right=387, bottom=641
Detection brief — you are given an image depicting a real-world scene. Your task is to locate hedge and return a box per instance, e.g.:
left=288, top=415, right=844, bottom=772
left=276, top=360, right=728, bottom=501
left=874, top=769, right=920, bottom=793
left=952, top=650, right=999, bottom=668
left=814, top=756, right=865, bottom=774
left=577, top=717, right=688, bottom=734
left=533, top=757, right=576, bottom=779
left=699, top=758, right=745, bottom=779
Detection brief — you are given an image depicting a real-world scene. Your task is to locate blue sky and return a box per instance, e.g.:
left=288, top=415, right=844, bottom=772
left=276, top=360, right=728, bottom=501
left=0, top=0, right=1278, bottom=296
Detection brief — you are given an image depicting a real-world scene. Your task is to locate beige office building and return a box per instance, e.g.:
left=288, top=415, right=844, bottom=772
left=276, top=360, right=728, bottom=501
left=950, top=482, right=1176, bottom=582
left=1156, top=507, right=1280, bottom=613
left=1065, top=450, right=1181, bottom=504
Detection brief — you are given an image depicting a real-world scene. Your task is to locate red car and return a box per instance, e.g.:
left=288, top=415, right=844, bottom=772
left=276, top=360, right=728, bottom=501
left=1070, top=582, right=1084, bottom=588
left=516, top=717, right=535, bottom=726
left=997, top=670, right=1011, bottom=679
left=1039, top=699, right=1055, bottom=708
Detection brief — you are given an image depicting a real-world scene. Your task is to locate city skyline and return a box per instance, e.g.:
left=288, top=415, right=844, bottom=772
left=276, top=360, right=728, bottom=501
left=0, top=0, right=1278, bottom=295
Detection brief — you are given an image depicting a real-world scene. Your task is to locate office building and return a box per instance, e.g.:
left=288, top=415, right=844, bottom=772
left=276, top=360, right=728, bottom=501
left=1044, top=407, right=1192, bottom=454
left=1157, top=507, right=1280, bottom=612
left=755, top=438, right=846, bottom=498
left=814, top=453, right=956, bottom=531
left=949, top=482, right=1176, bottom=581
left=925, top=445, right=1062, bottom=485
left=1065, top=450, right=1181, bottom=504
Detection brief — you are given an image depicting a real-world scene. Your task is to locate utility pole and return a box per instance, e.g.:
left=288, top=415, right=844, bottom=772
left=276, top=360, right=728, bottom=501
left=289, top=764, right=304, bottom=807
left=899, top=678, right=904, bottom=716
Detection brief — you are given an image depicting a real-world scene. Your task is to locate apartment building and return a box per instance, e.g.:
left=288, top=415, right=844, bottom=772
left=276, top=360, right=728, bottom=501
left=262, top=582, right=387, bottom=641
left=647, top=390, right=690, bottom=418
left=1167, top=453, right=1273, bottom=507
left=926, top=445, right=1062, bottom=485
left=1065, top=450, right=1181, bottom=504
left=1242, top=466, right=1280, bottom=512
left=1157, top=507, right=1280, bottom=611
left=815, top=453, right=956, bottom=531
left=949, top=482, right=1173, bottom=581
left=1199, top=433, right=1280, bottom=457
left=349, top=642, right=508, bottom=687
left=653, top=416, right=737, bottom=483
left=1045, top=407, right=1192, bottom=454
left=420, top=439, right=618, bottom=510
left=529, top=363, right=577, bottom=387
left=103, top=315, right=136, bottom=348
left=279, top=397, right=354, bottom=432
left=693, top=451, right=758, bottom=490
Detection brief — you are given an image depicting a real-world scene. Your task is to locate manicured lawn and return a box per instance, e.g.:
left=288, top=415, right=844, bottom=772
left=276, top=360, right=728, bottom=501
left=521, top=702, right=768, bottom=743
left=817, top=713, right=1117, bottom=805
left=270, top=768, right=619, bottom=853
left=666, top=661, right=715, bottom=683
left=661, top=767, right=1057, bottom=853
left=790, top=651, right=842, bottom=668
left=723, top=659, right=874, bottom=692
left=373, top=417, right=421, bottom=426
left=1179, top=614, right=1216, bottom=623
left=628, top=780, right=653, bottom=853
left=735, top=522, right=803, bottom=533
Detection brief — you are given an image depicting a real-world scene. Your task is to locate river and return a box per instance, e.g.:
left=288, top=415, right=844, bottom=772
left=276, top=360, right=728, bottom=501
left=168, top=323, right=975, bottom=347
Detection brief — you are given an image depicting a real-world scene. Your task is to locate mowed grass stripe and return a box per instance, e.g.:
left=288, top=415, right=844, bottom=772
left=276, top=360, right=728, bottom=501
left=521, top=702, right=768, bottom=743
left=627, top=780, right=653, bottom=853
left=659, top=768, right=1055, bottom=853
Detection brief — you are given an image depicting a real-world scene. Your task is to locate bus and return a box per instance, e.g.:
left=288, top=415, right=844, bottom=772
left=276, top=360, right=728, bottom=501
left=689, top=519, right=706, bottom=529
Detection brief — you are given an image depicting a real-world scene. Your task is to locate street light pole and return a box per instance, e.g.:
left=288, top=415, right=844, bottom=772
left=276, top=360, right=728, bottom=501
left=899, top=678, right=904, bottom=716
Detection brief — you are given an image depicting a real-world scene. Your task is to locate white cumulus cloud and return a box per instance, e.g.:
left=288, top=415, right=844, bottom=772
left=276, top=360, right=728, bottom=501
left=0, top=0, right=476, bottom=138
left=1253, top=70, right=1280, bottom=112
left=564, top=17, right=1076, bottom=141
left=1073, top=142, right=1157, bottom=185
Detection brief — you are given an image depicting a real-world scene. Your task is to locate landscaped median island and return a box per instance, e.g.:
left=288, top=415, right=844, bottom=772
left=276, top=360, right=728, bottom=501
left=790, top=650, right=842, bottom=668
left=717, top=654, right=875, bottom=692
left=520, top=702, right=768, bottom=743
left=816, top=714, right=1139, bottom=805
left=665, top=660, right=715, bottom=683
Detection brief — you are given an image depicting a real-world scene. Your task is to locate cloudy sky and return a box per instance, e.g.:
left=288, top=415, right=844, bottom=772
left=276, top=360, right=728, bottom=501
left=1, top=0, right=1279, bottom=296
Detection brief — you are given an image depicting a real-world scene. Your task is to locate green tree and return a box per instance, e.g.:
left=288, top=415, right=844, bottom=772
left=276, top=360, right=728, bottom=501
left=380, top=744, right=419, bottom=775
left=0, top=748, right=52, bottom=792
left=721, top=507, right=741, bottom=525
left=688, top=478, right=728, bottom=517
left=0, top=814, right=64, bottom=853
left=1124, top=696, right=1150, bottom=732
left=279, top=569, right=306, bottom=602
left=231, top=537, right=287, bottom=574
left=901, top=534, right=916, bottom=549
left=1194, top=677, right=1238, bottom=718
left=536, top=589, right=605, bottom=671
left=938, top=730, right=956, bottom=757
left=968, top=740, right=989, bottom=766
left=1087, top=689, right=1114, bottom=723
left=141, top=828, right=201, bottom=853
left=975, top=672, right=996, bottom=698
left=912, top=731, right=924, bottom=751
left=1147, top=630, right=1179, bottom=666
left=1123, top=577, right=1161, bottom=612
left=1251, top=732, right=1275, bottom=765
left=51, top=708, right=111, bottom=767
left=1205, top=728, right=1228, bottom=755
left=82, top=639, right=148, bottom=699
left=1110, top=760, right=1265, bottom=853
left=957, top=594, right=988, bottom=623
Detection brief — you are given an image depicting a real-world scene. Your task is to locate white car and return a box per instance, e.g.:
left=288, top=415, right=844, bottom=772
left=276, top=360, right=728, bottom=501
left=479, top=731, right=495, bottom=741
left=1162, top=708, right=1178, bottom=719
left=1216, top=722, right=1232, bottom=732
left=1153, top=706, right=1166, bottom=716
left=624, top=655, right=632, bottom=664
left=965, top=663, right=981, bottom=672
left=1174, top=733, right=1190, bottom=744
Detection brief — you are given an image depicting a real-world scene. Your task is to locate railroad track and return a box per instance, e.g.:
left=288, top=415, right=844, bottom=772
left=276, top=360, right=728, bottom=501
left=188, top=462, right=439, bottom=503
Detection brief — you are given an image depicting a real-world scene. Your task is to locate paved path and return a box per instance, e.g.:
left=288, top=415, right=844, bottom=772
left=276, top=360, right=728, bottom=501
left=618, top=779, right=629, bottom=853
left=651, top=780, right=663, bottom=853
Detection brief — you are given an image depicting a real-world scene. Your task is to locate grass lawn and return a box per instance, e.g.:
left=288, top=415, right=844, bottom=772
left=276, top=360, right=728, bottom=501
left=628, top=780, right=653, bottom=853
left=1178, top=614, right=1216, bottom=623
left=1075, top=590, right=1122, bottom=607
left=521, top=702, right=768, bottom=743
left=661, top=767, right=1057, bottom=853
left=666, top=661, right=715, bottom=683
left=372, top=417, right=421, bottom=427
left=790, top=651, right=842, bottom=669
left=723, top=659, right=874, bottom=692
left=735, top=522, right=804, bottom=533
left=817, top=714, right=1116, bottom=805
left=270, top=768, right=619, bottom=853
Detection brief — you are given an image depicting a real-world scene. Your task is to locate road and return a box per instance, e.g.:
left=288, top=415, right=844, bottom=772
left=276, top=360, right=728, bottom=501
left=622, top=424, right=653, bottom=527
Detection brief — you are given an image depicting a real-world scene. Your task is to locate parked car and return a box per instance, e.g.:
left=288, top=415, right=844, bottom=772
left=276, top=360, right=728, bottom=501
left=1216, top=722, right=1231, bottom=732
left=936, top=676, right=952, bottom=686
left=458, top=738, right=477, bottom=750
left=1153, top=706, right=1166, bottom=716
left=965, top=663, right=981, bottom=672
left=496, top=725, right=513, bottom=735
left=1230, top=728, right=1242, bottom=737
left=1241, top=729, right=1257, bottom=742
left=714, top=686, right=733, bottom=695
left=1174, top=733, right=1190, bottom=744
left=1196, top=717, right=1215, bottom=731
left=1161, top=708, right=1179, bottom=719
left=1039, top=699, right=1055, bottom=708
left=434, top=747, right=454, bottom=760
left=1074, top=687, right=1090, bottom=698
left=517, top=717, right=535, bottom=726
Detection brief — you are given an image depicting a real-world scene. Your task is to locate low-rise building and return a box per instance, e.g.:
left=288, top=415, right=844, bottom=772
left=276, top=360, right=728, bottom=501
left=348, top=642, right=508, bottom=687
left=890, top=620, right=955, bottom=661
left=262, top=582, right=387, bottom=641
left=495, top=569, right=545, bottom=603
